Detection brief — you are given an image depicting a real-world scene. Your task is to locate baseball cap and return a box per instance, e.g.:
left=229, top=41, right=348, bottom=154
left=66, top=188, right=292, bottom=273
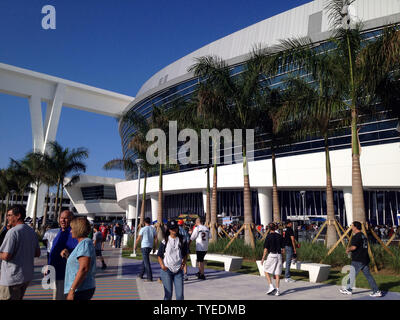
left=167, top=220, right=179, bottom=229
left=178, top=220, right=184, bottom=225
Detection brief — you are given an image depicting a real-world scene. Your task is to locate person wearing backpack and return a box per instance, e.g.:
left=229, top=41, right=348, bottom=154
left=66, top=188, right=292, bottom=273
left=157, top=220, right=188, bottom=300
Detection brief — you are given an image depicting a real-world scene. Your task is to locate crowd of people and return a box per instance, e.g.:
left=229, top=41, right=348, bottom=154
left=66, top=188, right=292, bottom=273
left=0, top=204, right=394, bottom=301
left=0, top=205, right=131, bottom=301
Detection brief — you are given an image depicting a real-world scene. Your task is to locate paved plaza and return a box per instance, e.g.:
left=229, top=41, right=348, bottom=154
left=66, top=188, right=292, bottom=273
left=25, top=244, right=400, bottom=300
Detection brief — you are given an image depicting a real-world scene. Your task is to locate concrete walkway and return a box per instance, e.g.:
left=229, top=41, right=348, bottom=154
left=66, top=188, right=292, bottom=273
left=25, top=245, right=400, bottom=300
left=25, top=245, right=139, bottom=300
left=131, top=257, right=400, bottom=300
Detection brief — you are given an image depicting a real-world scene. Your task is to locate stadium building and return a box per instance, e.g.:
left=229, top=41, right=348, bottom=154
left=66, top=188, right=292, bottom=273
left=117, top=0, right=400, bottom=227
left=1, top=0, right=399, bottom=227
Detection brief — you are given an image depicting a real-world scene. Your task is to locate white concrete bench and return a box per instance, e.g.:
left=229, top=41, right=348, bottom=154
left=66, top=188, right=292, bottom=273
left=256, top=260, right=331, bottom=283
left=190, top=253, right=243, bottom=272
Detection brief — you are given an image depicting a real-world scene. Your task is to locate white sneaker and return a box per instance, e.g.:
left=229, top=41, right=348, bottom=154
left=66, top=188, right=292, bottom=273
left=340, top=288, right=353, bottom=295
left=275, top=289, right=280, bottom=296
left=370, top=291, right=382, bottom=297
left=285, top=278, right=296, bottom=283
left=266, top=286, right=275, bottom=294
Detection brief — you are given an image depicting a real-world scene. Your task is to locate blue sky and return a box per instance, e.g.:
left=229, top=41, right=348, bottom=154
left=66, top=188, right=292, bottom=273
left=0, top=0, right=311, bottom=179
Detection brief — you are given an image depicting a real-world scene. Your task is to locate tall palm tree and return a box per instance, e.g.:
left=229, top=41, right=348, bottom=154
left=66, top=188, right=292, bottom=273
left=167, top=82, right=226, bottom=241
left=188, top=52, right=266, bottom=248
left=119, top=106, right=172, bottom=241
left=273, top=36, right=349, bottom=246
left=46, top=141, right=88, bottom=222
left=125, top=113, right=156, bottom=229
left=325, top=0, right=400, bottom=223
left=20, top=152, right=50, bottom=230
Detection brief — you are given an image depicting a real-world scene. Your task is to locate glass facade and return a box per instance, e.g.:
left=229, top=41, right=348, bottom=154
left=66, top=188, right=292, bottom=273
left=81, top=185, right=117, bottom=201
left=119, top=27, right=400, bottom=223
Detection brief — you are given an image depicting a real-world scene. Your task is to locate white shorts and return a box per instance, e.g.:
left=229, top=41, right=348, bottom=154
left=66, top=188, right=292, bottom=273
left=263, top=253, right=282, bottom=275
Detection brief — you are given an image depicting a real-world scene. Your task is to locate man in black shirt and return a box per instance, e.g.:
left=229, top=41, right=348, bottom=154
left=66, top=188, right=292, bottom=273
left=340, top=221, right=382, bottom=297
left=282, top=220, right=297, bottom=283
left=261, top=223, right=285, bottom=296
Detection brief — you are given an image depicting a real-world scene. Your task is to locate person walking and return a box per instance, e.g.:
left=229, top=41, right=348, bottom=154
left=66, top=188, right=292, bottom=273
left=157, top=220, right=188, bottom=300
left=64, top=217, right=97, bottom=300
left=340, top=221, right=382, bottom=297
left=0, top=205, right=41, bottom=300
left=93, top=225, right=107, bottom=270
left=178, top=220, right=190, bottom=281
left=114, top=223, right=123, bottom=248
left=48, top=210, right=78, bottom=300
left=134, top=217, right=157, bottom=282
left=190, top=216, right=211, bottom=280
left=261, top=223, right=285, bottom=296
left=282, top=220, right=296, bottom=283
left=99, top=223, right=108, bottom=250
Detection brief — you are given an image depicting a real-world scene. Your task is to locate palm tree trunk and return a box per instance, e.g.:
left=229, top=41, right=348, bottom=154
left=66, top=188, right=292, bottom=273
left=41, top=186, right=50, bottom=231
left=205, top=165, right=211, bottom=227
left=272, top=150, right=280, bottom=223
left=58, top=184, right=64, bottom=218
left=325, top=136, right=338, bottom=248
left=243, top=149, right=255, bottom=248
left=139, top=172, right=147, bottom=228
left=210, top=161, right=218, bottom=243
left=54, top=179, right=61, bottom=221
left=351, top=109, right=366, bottom=223
left=347, top=32, right=366, bottom=224
left=32, top=183, right=39, bottom=230
left=157, top=164, right=164, bottom=241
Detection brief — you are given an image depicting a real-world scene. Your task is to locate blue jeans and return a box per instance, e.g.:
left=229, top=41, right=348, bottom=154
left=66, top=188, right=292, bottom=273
left=139, top=247, right=153, bottom=280
left=285, top=246, right=294, bottom=279
left=115, top=235, right=122, bottom=248
left=160, top=269, right=184, bottom=300
left=345, top=261, right=379, bottom=292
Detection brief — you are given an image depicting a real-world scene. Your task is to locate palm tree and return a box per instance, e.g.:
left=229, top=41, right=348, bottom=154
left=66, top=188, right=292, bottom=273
left=188, top=52, right=266, bottom=248
left=46, top=141, right=88, bottom=222
left=119, top=106, right=172, bottom=241
left=272, top=36, right=349, bottom=246
left=167, top=82, right=226, bottom=241
left=125, top=112, right=155, bottom=229
left=8, top=159, right=35, bottom=205
left=325, top=0, right=400, bottom=223
left=20, top=152, right=50, bottom=230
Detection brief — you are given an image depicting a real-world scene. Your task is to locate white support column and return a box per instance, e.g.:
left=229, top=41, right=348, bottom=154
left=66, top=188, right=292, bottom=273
left=26, top=83, right=66, bottom=221
left=202, top=190, right=208, bottom=214
left=343, top=187, right=353, bottom=227
left=127, top=203, right=136, bottom=228
left=150, top=194, right=158, bottom=223
left=43, top=83, right=66, bottom=150
left=28, top=95, right=44, bottom=152
left=258, top=188, right=272, bottom=227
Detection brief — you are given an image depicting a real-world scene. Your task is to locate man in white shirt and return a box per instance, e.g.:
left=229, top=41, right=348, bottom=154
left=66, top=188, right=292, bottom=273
left=43, top=224, right=60, bottom=262
left=190, top=217, right=211, bottom=280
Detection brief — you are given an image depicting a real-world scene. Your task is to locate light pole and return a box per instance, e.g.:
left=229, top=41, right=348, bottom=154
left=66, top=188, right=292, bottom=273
left=131, top=158, right=144, bottom=257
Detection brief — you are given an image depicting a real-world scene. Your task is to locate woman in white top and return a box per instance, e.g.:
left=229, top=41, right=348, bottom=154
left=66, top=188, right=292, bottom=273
left=157, top=220, right=188, bottom=300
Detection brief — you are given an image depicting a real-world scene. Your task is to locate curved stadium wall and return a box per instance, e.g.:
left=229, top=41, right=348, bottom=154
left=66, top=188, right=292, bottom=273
left=118, top=0, right=400, bottom=225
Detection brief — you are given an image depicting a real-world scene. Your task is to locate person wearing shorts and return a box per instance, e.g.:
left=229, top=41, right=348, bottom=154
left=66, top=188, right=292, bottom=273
left=93, top=226, right=107, bottom=270
left=190, top=217, right=211, bottom=280
left=261, top=223, right=285, bottom=296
